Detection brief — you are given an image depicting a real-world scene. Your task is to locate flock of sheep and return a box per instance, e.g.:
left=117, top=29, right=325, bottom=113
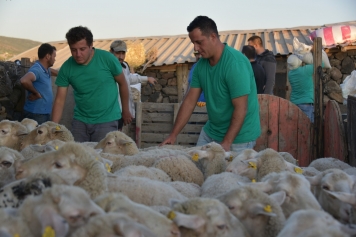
left=1, top=118, right=356, bottom=236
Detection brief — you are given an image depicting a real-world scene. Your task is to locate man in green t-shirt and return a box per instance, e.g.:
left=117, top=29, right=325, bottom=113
left=161, top=16, right=261, bottom=152
left=52, top=26, right=132, bottom=142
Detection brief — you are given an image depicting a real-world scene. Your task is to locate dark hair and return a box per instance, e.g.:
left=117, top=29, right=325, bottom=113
left=241, top=45, right=256, bottom=60
left=38, top=43, right=56, bottom=59
left=247, top=35, right=263, bottom=47
left=65, top=26, right=93, bottom=46
left=187, top=16, right=218, bottom=37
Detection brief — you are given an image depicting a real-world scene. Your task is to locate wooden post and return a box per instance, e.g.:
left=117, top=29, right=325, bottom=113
left=285, top=67, right=291, bottom=101
left=135, top=102, right=142, bottom=148
left=347, top=95, right=356, bottom=166
left=177, top=64, right=189, bottom=103
left=312, top=37, right=323, bottom=160
left=21, top=57, right=31, bottom=74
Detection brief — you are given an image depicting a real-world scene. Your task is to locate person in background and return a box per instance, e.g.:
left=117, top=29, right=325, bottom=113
left=161, top=16, right=261, bottom=152
left=241, top=45, right=266, bottom=94
left=248, top=35, right=276, bottom=95
left=109, top=40, right=157, bottom=119
left=20, top=43, right=57, bottom=124
left=287, top=54, right=316, bottom=122
left=186, top=50, right=206, bottom=106
left=52, top=26, right=131, bottom=142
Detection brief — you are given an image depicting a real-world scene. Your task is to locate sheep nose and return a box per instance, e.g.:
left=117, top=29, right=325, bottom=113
left=15, top=169, right=24, bottom=179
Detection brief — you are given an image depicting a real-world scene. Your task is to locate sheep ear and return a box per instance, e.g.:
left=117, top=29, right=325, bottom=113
left=30, top=144, right=47, bottom=153
left=325, top=190, right=356, bottom=206
left=45, top=145, right=57, bottom=152
left=118, top=139, right=132, bottom=145
left=269, top=191, right=286, bottom=206
left=172, top=211, right=206, bottom=230
left=169, top=199, right=182, bottom=208
left=95, top=148, right=103, bottom=154
left=51, top=127, right=64, bottom=134
left=250, top=203, right=277, bottom=218
left=36, top=205, right=69, bottom=237
left=305, top=173, right=322, bottom=186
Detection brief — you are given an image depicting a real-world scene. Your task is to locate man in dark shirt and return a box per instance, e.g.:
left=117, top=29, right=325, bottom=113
left=242, top=45, right=266, bottom=94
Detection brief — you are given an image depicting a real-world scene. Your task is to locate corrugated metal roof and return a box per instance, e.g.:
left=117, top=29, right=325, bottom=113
left=9, top=21, right=356, bottom=69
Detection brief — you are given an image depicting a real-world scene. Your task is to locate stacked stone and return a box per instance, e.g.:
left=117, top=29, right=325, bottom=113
left=141, top=70, right=178, bottom=103
left=324, top=49, right=356, bottom=105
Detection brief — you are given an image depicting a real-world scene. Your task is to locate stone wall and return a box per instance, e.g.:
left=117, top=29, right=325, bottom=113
left=323, top=49, right=356, bottom=105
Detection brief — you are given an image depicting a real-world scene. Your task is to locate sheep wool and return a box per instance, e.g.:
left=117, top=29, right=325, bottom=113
left=308, top=157, right=352, bottom=171
left=256, top=148, right=287, bottom=181
left=0, top=120, right=28, bottom=151
left=0, top=147, right=25, bottom=188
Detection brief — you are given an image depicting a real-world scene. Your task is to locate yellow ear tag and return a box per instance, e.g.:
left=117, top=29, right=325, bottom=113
left=105, top=163, right=111, bottom=173
left=294, top=167, right=303, bottom=174
left=192, top=153, right=199, bottom=162
left=95, top=157, right=99, bottom=161
left=42, top=226, right=55, bottom=237
left=251, top=179, right=256, bottom=183
left=264, top=205, right=272, bottom=213
left=55, top=126, right=60, bottom=131
left=248, top=161, right=257, bottom=169
left=13, top=234, right=20, bottom=237
left=229, top=155, right=233, bottom=162
left=54, top=146, right=58, bottom=150
left=167, top=210, right=176, bottom=220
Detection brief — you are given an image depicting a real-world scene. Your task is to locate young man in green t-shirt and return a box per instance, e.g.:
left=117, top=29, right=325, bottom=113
left=161, top=16, right=261, bottom=152
left=52, top=26, right=132, bottom=142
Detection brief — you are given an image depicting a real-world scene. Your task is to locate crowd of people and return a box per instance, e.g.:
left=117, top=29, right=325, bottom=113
left=18, top=15, right=315, bottom=151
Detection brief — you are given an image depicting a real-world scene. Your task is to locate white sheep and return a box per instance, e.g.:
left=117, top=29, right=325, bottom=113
left=217, top=185, right=286, bottom=237
left=187, top=142, right=230, bottom=179
left=308, top=157, right=352, bottom=171
left=69, top=213, right=156, bottom=237
left=20, top=139, right=66, bottom=160
left=19, top=121, right=74, bottom=150
left=153, top=155, right=204, bottom=185
left=0, top=171, right=68, bottom=208
left=95, top=130, right=139, bottom=155
left=169, top=197, right=250, bottom=237
left=225, top=157, right=259, bottom=180
left=252, top=171, right=322, bottom=218
left=301, top=166, right=321, bottom=177
left=94, top=192, right=181, bottom=237
left=279, top=151, right=298, bottom=165
left=15, top=142, right=108, bottom=199
left=277, top=209, right=355, bottom=237
left=0, top=120, right=28, bottom=150
left=201, top=172, right=249, bottom=198
left=20, top=118, right=38, bottom=132
left=306, top=168, right=355, bottom=223
left=114, top=165, right=172, bottom=182
left=167, top=181, right=201, bottom=198
left=0, top=208, right=33, bottom=237
left=256, top=148, right=290, bottom=181
left=0, top=147, right=25, bottom=187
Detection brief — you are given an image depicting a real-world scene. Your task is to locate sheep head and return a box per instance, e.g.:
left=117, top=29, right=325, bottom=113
left=0, top=120, right=28, bottom=150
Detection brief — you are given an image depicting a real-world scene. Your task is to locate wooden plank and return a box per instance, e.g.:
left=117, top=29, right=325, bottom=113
left=278, top=97, right=298, bottom=158
left=324, top=100, right=348, bottom=162
left=141, top=123, right=173, bottom=133
left=188, top=114, right=209, bottom=123
left=347, top=96, right=356, bottom=166
left=297, top=109, right=313, bottom=167
left=142, top=112, right=174, bottom=122
left=313, top=37, right=324, bottom=160
left=267, top=95, right=280, bottom=151
left=136, top=102, right=142, bottom=148
left=142, top=102, right=174, bottom=112
left=255, top=94, right=269, bottom=151
left=176, top=133, right=201, bottom=144
left=141, top=133, right=170, bottom=142
left=181, top=124, right=205, bottom=133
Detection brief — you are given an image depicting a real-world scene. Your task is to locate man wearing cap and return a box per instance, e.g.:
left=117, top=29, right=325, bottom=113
left=110, top=40, right=157, bottom=118
left=52, top=26, right=132, bottom=142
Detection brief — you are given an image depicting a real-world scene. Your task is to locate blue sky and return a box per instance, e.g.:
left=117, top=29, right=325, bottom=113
left=0, top=0, right=355, bottom=43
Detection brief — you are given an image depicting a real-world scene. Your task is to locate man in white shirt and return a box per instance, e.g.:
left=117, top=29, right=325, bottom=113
left=110, top=40, right=157, bottom=118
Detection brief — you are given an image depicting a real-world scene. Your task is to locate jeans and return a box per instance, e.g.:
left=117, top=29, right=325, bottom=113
left=23, top=110, right=50, bottom=125
left=196, top=129, right=256, bottom=152
left=71, top=119, right=120, bottom=142
left=297, top=104, right=314, bottom=123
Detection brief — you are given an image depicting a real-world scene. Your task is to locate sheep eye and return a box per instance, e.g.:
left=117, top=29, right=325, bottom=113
left=322, top=185, right=330, bottom=191
left=217, top=224, right=226, bottom=230
left=38, top=130, right=43, bottom=134
left=1, top=130, right=8, bottom=134
left=54, top=162, right=62, bottom=168
left=227, top=206, right=235, bottom=210
left=106, top=141, right=112, bottom=145
left=1, top=161, right=12, bottom=167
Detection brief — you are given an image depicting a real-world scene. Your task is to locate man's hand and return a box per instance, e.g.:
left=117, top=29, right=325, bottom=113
left=160, top=134, right=177, bottom=146
left=122, top=110, right=133, bottom=125
left=28, top=92, right=42, bottom=101
left=220, top=141, right=231, bottom=152
left=147, top=77, right=157, bottom=85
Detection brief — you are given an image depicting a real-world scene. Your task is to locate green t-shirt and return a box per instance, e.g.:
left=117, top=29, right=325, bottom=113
left=288, top=64, right=314, bottom=105
left=191, top=44, right=261, bottom=143
left=56, top=48, right=122, bottom=124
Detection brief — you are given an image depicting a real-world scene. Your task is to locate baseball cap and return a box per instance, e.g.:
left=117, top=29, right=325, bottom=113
left=110, top=40, right=127, bottom=52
